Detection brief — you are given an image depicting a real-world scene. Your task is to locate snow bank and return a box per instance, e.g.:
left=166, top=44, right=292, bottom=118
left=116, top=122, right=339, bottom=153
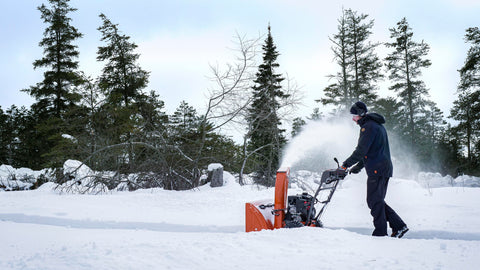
left=417, top=172, right=480, bottom=188
left=0, top=164, right=51, bottom=191
left=57, top=160, right=108, bottom=194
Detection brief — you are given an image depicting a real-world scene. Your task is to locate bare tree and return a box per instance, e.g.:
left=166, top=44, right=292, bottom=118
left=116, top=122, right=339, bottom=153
left=190, top=33, right=262, bottom=185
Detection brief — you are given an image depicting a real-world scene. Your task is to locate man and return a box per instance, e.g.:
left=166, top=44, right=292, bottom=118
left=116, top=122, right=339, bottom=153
left=342, top=101, right=408, bottom=238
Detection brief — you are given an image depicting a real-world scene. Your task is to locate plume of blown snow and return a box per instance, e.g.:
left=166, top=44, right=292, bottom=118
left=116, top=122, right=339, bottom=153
left=281, top=117, right=358, bottom=172
left=281, top=116, right=421, bottom=178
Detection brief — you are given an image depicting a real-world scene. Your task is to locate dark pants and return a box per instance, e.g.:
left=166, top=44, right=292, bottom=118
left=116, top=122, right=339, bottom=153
left=366, top=176, right=406, bottom=236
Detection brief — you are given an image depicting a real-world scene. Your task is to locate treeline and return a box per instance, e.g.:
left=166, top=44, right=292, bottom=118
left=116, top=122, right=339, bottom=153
left=0, top=0, right=294, bottom=190
left=0, top=1, right=479, bottom=191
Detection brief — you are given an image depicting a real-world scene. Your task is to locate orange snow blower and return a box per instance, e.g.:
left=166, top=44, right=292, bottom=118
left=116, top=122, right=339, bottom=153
left=245, top=158, right=347, bottom=232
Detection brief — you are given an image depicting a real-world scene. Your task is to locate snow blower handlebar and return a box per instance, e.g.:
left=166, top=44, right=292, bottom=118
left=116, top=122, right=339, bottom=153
left=305, top=158, right=347, bottom=226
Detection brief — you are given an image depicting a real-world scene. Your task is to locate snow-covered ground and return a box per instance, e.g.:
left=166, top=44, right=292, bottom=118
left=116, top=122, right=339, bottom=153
left=1, top=170, right=479, bottom=270
left=1, top=119, right=479, bottom=269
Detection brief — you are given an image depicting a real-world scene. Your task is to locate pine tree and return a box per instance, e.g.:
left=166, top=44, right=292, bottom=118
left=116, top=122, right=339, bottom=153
left=308, top=107, right=323, bottom=121
left=0, top=107, right=9, bottom=164
left=416, top=101, right=447, bottom=168
left=97, top=13, right=149, bottom=107
left=450, top=27, right=480, bottom=166
left=22, top=0, right=83, bottom=168
left=96, top=13, right=150, bottom=171
left=169, top=101, right=200, bottom=139
left=165, top=101, right=201, bottom=189
left=5, top=106, right=43, bottom=169
left=291, top=117, right=306, bottom=137
left=321, top=8, right=350, bottom=110
left=385, top=18, right=431, bottom=148
left=374, top=97, right=403, bottom=133
left=25, top=0, right=83, bottom=117
left=247, top=25, right=288, bottom=186
left=346, top=9, right=382, bottom=103
left=321, top=9, right=382, bottom=110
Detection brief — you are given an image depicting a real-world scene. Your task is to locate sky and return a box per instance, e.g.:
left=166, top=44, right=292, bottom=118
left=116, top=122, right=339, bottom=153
left=1, top=0, right=479, bottom=122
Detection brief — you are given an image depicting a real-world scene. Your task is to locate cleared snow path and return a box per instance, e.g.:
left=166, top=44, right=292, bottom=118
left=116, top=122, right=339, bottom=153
left=2, top=213, right=479, bottom=241
left=0, top=213, right=243, bottom=233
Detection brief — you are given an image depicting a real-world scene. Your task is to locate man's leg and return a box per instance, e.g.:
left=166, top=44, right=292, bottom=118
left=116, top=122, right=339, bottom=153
left=366, top=176, right=388, bottom=236
left=383, top=178, right=407, bottom=231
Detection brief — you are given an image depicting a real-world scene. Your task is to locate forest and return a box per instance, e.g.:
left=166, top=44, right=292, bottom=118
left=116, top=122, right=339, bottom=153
left=1, top=0, right=479, bottom=191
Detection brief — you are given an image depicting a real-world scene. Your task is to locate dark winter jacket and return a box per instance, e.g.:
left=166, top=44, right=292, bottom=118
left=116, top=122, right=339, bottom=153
left=342, top=113, right=393, bottom=177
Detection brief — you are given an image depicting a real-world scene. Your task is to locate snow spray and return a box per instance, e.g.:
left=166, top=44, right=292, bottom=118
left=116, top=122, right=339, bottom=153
left=280, top=116, right=421, bottom=178
left=280, top=116, right=358, bottom=172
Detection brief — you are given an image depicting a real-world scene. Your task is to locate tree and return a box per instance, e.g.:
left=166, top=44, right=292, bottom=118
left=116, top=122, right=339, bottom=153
left=385, top=18, right=432, bottom=148
left=291, top=117, right=306, bottom=138
left=3, top=106, right=43, bottom=169
left=308, top=107, right=323, bottom=121
left=22, top=0, right=83, bottom=168
left=25, top=0, right=83, bottom=118
left=97, top=13, right=149, bottom=107
left=321, top=8, right=350, bottom=110
left=321, top=8, right=382, bottom=111
left=96, top=13, right=150, bottom=171
left=416, top=101, right=447, bottom=168
left=450, top=27, right=480, bottom=167
left=346, top=9, right=382, bottom=103
left=247, top=25, right=288, bottom=186
left=0, top=107, right=10, bottom=164
left=373, top=97, right=403, bottom=133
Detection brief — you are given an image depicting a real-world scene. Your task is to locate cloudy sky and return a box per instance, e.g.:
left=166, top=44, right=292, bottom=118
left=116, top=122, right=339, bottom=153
left=1, top=0, right=479, bottom=120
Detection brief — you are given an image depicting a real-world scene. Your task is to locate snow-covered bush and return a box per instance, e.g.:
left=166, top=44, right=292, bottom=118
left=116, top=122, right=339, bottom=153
left=0, top=164, right=53, bottom=191
left=55, top=160, right=109, bottom=194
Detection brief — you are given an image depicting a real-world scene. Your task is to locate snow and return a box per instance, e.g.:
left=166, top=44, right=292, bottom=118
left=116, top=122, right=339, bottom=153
left=61, top=134, right=78, bottom=143
left=207, top=163, right=223, bottom=171
left=1, top=171, right=480, bottom=269
left=0, top=165, right=50, bottom=190
left=1, top=119, right=479, bottom=269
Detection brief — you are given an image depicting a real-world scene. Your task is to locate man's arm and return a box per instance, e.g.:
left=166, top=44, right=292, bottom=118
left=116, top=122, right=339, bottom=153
left=343, top=123, right=377, bottom=168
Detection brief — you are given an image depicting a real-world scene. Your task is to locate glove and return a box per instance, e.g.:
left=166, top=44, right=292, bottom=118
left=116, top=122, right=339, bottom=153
left=349, top=165, right=362, bottom=174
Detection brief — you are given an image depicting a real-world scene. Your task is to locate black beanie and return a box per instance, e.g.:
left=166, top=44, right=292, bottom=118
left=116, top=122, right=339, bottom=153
left=350, top=101, right=368, bottom=116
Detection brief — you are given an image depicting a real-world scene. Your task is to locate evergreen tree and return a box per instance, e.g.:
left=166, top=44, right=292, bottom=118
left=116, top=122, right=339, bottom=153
left=247, top=25, right=288, bottom=186
left=416, top=102, right=447, bottom=168
left=136, top=91, right=168, bottom=138
left=374, top=97, right=403, bottom=133
left=22, top=0, right=83, bottom=168
left=169, top=101, right=200, bottom=139
left=308, top=107, right=323, bottom=121
left=0, top=107, right=9, bottom=164
left=321, top=9, right=382, bottom=110
left=291, top=117, right=306, bottom=137
left=346, top=9, right=382, bottom=103
left=5, top=106, right=43, bottom=169
left=321, top=8, right=350, bottom=110
left=436, top=125, right=463, bottom=176
left=97, top=13, right=149, bottom=107
left=385, top=18, right=432, bottom=148
left=165, top=101, right=200, bottom=189
left=450, top=27, right=480, bottom=167
left=96, top=13, right=150, bottom=171
left=25, top=0, right=83, bottom=117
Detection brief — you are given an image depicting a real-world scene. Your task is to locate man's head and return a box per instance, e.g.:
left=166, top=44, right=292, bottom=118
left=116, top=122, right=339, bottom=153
left=350, top=101, right=367, bottom=123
